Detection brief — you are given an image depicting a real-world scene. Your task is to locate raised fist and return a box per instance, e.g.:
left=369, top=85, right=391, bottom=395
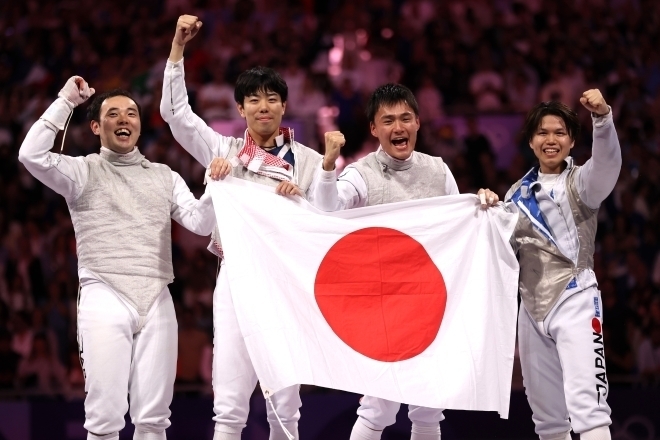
left=580, top=89, right=609, bottom=116
left=58, top=76, right=95, bottom=107
left=173, top=15, right=203, bottom=46
left=323, top=131, right=345, bottom=171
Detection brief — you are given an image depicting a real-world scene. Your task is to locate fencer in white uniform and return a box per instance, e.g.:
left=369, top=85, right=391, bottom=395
left=18, top=78, right=216, bottom=440
left=504, top=90, right=621, bottom=440
left=160, top=15, right=325, bottom=440
left=311, top=83, right=499, bottom=440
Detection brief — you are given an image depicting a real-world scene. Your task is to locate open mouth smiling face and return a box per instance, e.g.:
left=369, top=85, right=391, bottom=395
left=371, top=102, right=420, bottom=161
left=91, top=95, right=142, bottom=154
left=391, top=136, right=409, bottom=149
left=114, top=128, right=132, bottom=141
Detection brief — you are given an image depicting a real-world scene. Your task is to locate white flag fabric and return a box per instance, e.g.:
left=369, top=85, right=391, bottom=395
left=209, top=177, right=519, bottom=417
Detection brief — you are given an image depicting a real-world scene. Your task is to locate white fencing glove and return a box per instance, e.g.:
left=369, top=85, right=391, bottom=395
left=58, top=76, right=95, bottom=107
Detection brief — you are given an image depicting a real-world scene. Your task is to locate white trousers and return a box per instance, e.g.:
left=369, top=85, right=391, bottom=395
left=212, top=265, right=302, bottom=436
left=356, top=396, right=444, bottom=430
left=518, top=286, right=612, bottom=437
left=78, top=281, right=177, bottom=440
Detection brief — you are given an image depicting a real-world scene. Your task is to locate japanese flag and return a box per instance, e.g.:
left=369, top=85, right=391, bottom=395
left=209, top=177, right=519, bottom=417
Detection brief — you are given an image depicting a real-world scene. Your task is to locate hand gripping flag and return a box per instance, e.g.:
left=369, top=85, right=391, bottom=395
left=209, top=178, right=519, bottom=417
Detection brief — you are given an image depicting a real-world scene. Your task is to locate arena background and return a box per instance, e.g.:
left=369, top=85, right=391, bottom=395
left=0, top=0, right=659, bottom=438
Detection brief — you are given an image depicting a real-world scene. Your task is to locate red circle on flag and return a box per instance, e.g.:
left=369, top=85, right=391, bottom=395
left=592, top=317, right=601, bottom=334
left=314, top=227, right=447, bottom=362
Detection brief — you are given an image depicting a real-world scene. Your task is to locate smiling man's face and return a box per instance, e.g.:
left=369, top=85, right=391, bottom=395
left=370, top=101, right=420, bottom=160
left=237, top=90, right=286, bottom=146
left=529, top=114, right=575, bottom=174
left=90, top=95, right=141, bottom=154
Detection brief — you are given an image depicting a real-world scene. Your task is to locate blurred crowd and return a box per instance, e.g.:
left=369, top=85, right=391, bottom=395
left=1, top=0, right=660, bottom=398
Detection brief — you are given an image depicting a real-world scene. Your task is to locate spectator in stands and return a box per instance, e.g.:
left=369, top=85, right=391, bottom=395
left=286, top=74, right=327, bottom=152
left=17, top=332, right=69, bottom=396
left=43, top=282, right=70, bottom=365
left=416, top=76, right=444, bottom=122
left=30, top=308, right=60, bottom=365
left=507, top=70, right=538, bottom=113
left=2, top=275, right=33, bottom=314
left=602, top=280, right=635, bottom=376
left=400, top=0, right=436, bottom=34
left=637, top=324, right=660, bottom=385
left=331, top=78, right=367, bottom=158
left=540, top=67, right=574, bottom=105
left=0, top=329, right=20, bottom=390
left=68, top=346, right=85, bottom=393
left=463, top=116, right=495, bottom=190
left=9, top=311, right=33, bottom=359
left=177, top=309, right=210, bottom=384
left=0, top=0, right=659, bottom=396
left=469, top=56, right=504, bottom=112
left=197, top=63, right=237, bottom=121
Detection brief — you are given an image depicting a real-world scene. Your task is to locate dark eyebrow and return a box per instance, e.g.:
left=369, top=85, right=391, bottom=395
left=105, top=106, right=138, bottom=113
left=380, top=111, right=413, bottom=120
left=246, top=92, right=279, bottom=99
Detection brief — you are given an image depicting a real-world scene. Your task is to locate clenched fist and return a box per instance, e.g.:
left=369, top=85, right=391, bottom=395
left=58, top=76, right=95, bottom=107
left=323, top=131, right=345, bottom=171
left=580, top=89, right=609, bottom=116
left=173, top=15, right=202, bottom=47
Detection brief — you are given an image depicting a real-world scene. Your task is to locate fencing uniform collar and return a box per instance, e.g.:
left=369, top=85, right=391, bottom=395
left=526, top=157, right=574, bottom=192
left=99, top=146, right=144, bottom=166
left=375, top=146, right=414, bottom=171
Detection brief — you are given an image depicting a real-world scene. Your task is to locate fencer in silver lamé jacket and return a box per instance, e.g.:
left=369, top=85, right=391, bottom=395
left=504, top=109, right=621, bottom=323
left=505, top=165, right=598, bottom=322
left=350, top=149, right=449, bottom=205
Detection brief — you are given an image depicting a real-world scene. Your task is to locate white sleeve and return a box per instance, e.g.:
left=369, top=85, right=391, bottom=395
left=444, top=164, right=460, bottom=195
left=170, top=171, right=216, bottom=236
left=18, top=98, right=88, bottom=200
left=160, top=59, right=232, bottom=168
left=307, top=165, right=366, bottom=211
left=575, top=109, right=622, bottom=209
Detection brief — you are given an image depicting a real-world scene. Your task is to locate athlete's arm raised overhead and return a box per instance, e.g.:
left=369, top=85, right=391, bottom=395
left=168, top=14, right=202, bottom=64
left=574, top=89, right=622, bottom=209
left=18, top=76, right=95, bottom=200
left=160, top=14, right=232, bottom=168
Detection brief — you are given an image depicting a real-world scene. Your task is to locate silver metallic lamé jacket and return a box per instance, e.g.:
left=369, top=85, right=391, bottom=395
left=505, top=166, right=597, bottom=322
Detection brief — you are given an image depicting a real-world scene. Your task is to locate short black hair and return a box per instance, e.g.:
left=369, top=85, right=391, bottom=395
left=86, top=89, right=142, bottom=123
left=366, top=83, right=419, bottom=123
left=521, top=101, right=580, bottom=143
left=234, top=66, right=288, bottom=105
